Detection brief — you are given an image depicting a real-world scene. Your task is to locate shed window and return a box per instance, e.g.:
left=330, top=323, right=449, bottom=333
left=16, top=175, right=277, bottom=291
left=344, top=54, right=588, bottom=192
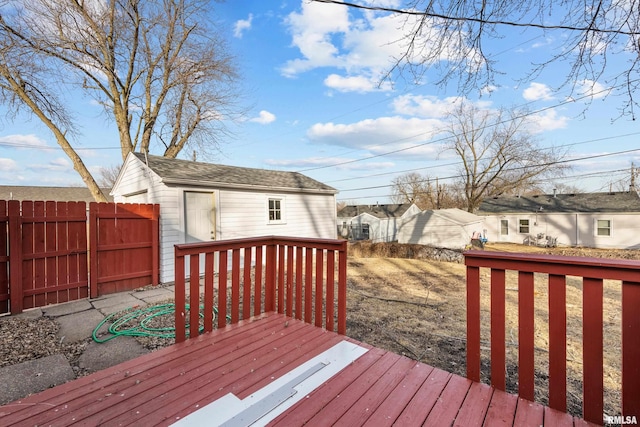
left=597, top=219, right=611, bottom=236
left=519, top=219, right=530, bottom=234
left=500, top=220, right=509, bottom=235
left=268, top=198, right=283, bottom=223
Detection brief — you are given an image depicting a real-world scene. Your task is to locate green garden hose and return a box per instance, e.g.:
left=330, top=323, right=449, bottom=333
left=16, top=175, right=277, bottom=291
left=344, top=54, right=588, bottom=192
left=92, top=303, right=227, bottom=343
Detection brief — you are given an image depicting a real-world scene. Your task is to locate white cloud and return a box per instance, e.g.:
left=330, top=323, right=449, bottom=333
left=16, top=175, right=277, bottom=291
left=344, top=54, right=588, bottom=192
left=392, top=95, right=467, bottom=118
left=523, top=82, right=555, bottom=101
left=0, top=134, right=49, bottom=149
left=0, top=158, right=19, bottom=171
left=250, top=110, right=276, bottom=124
left=264, top=157, right=395, bottom=171
left=307, top=116, right=445, bottom=158
left=577, top=79, right=611, bottom=99
left=234, top=14, right=253, bottom=38
left=525, top=109, right=569, bottom=133
left=282, top=0, right=475, bottom=91
left=324, top=74, right=391, bottom=93
left=27, top=157, right=73, bottom=173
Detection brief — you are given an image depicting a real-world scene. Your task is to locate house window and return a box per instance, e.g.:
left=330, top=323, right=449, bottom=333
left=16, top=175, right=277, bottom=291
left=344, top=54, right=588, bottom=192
left=519, top=219, right=530, bottom=234
left=597, top=219, right=611, bottom=236
left=268, top=198, right=283, bottom=223
left=500, top=220, right=509, bottom=235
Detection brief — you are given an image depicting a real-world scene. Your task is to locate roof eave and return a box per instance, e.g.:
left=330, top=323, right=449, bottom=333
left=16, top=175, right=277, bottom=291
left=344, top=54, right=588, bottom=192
left=161, top=178, right=338, bottom=195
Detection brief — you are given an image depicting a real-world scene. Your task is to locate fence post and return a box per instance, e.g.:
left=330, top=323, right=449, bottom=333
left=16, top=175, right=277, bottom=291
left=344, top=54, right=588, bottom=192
left=152, top=204, right=160, bottom=285
left=8, top=201, right=22, bottom=315
left=89, top=203, right=99, bottom=298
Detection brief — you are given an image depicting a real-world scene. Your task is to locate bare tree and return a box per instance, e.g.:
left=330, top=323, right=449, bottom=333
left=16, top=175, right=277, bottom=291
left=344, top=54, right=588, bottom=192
left=391, top=172, right=463, bottom=209
left=0, top=0, right=238, bottom=201
left=446, top=102, right=568, bottom=212
left=312, top=0, right=640, bottom=117
left=98, top=164, right=123, bottom=189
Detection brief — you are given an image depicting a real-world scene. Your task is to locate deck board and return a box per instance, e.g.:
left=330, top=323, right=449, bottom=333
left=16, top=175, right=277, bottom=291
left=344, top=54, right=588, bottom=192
left=0, top=312, right=599, bottom=427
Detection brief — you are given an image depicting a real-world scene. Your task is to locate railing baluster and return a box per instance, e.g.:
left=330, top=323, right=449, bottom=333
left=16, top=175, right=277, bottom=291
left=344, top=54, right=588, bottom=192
left=326, top=250, right=335, bottom=332
left=491, top=268, right=506, bottom=391
left=466, top=265, right=481, bottom=382
left=286, top=245, right=294, bottom=317
left=622, top=280, right=640, bottom=418
left=265, top=243, right=276, bottom=312
left=315, top=249, right=324, bottom=328
left=518, top=271, right=535, bottom=401
left=189, top=254, right=200, bottom=340
left=295, top=246, right=303, bottom=320
left=243, top=247, right=252, bottom=320
left=218, top=250, right=228, bottom=329
left=337, top=244, right=347, bottom=335
left=204, top=252, right=214, bottom=333
left=583, top=277, right=603, bottom=424
left=175, top=254, right=186, bottom=343
left=278, top=244, right=285, bottom=314
left=254, top=246, right=263, bottom=316
left=231, top=249, right=240, bottom=323
left=305, top=247, right=313, bottom=324
left=548, top=273, right=567, bottom=413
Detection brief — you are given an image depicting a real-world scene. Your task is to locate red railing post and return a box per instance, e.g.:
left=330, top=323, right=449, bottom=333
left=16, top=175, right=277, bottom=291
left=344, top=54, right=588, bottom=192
left=583, top=277, right=604, bottom=424
left=548, top=274, right=567, bottom=413
left=622, top=280, right=640, bottom=419
left=174, top=250, right=186, bottom=343
left=466, top=265, right=481, bottom=382
left=518, top=271, right=535, bottom=401
left=491, top=268, right=506, bottom=391
left=337, top=241, right=347, bottom=335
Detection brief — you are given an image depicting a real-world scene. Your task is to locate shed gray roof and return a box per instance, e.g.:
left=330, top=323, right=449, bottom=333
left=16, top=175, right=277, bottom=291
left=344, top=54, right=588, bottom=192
left=133, top=153, right=337, bottom=194
left=478, top=192, right=640, bottom=214
left=0, top=186, right=112, bottom=202
left=431, top=208, right=483, bottom=224
left=337, top=204, right=414, bottom=219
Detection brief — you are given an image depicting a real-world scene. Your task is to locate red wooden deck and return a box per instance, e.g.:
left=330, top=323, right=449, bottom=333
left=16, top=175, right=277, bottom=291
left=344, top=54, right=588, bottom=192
left=0, top=313, right=595, bottom=427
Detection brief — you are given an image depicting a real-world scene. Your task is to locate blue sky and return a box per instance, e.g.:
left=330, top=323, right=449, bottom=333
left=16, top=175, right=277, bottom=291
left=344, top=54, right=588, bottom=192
left=1, top=0, right=639, bottom=203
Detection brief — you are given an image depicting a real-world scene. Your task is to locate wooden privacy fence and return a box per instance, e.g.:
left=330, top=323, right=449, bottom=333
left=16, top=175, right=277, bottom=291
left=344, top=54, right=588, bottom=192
left=464, top=251, right=640, bottom=425
left=0, top=200, right=159, bottom=315
left=173, top=236, right=348, bottom=344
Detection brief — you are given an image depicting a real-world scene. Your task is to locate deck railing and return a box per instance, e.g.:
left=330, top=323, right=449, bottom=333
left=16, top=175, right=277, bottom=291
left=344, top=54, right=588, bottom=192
left=174, top=236, right=347, bottom=344
left=465, top=251, right=640, bottom=425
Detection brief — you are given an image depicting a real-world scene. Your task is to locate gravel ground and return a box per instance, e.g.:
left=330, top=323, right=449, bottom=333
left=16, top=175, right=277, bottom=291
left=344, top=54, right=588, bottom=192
left=0, top=317, right=87, bottom=372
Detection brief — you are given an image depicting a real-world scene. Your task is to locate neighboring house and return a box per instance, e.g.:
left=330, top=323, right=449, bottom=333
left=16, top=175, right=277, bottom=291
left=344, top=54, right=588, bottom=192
left=477, top=191, right=640, bottom=249
left=110, top=152, right=338, bottom=283
left=397, top=208, right=484, bottom=250
left=337, top=203, right=421, bottom=242
left=0, top=185, right=113, bottom=202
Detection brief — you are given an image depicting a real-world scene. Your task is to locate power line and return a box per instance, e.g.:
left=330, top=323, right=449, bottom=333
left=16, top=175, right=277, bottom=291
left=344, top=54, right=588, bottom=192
left=337, top=148, right=640, bottom=193
left=296, top=78, right=638, bottom=173
left=324, top=131, right=640, bottom=183
left=311, top=0, right=640, bottom=35
left=337, top=168, right=632, bottom=202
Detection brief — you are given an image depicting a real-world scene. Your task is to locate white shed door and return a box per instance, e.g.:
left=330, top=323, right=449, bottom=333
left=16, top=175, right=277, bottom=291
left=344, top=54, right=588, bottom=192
left=184, top=192, right=216, bottom=243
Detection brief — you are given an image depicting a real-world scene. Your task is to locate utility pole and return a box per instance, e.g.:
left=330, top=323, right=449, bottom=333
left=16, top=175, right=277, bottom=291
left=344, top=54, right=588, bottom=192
left=631, top=162, right=637, bottom=193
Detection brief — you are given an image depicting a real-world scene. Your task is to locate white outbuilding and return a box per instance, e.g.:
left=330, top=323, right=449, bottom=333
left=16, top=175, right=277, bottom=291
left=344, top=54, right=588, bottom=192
left=111, top=152, right=338, bottom=282
left=397, top=208, right=484, bottom=250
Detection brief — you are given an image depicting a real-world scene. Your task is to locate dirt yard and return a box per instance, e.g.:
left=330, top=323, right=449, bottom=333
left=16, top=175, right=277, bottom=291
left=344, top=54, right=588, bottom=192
left=345, top=241, right=640, bottom=419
